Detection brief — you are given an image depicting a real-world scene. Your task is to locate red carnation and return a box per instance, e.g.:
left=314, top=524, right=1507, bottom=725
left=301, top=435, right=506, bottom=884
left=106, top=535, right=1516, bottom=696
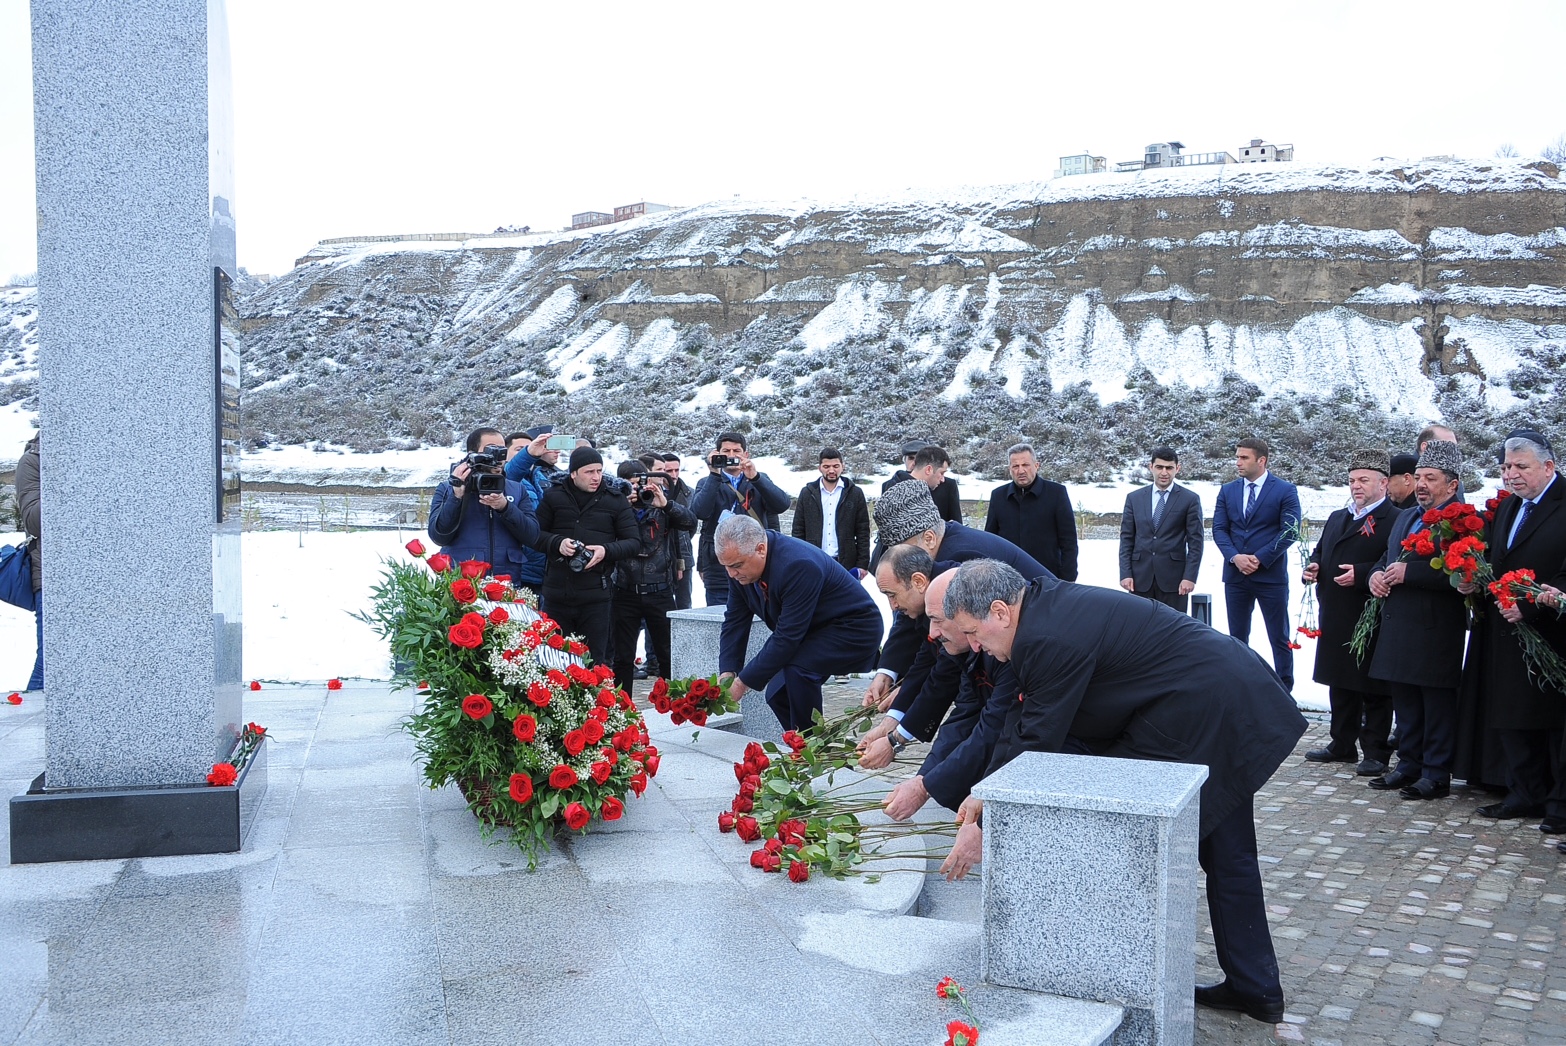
left=563, top=802, right=590, bottom=831
left=488, top=607, right=509, bottom=626
left=600, top=797, right=624, bottom=821
left=450, top=579, right=479, bottom=604
left=448, top=622, right=484, bottom=649
left=246, top=722, right=267, bottom=735
left=629, top=771, right=648, bottom=796
left=581, top=719, right=605, bottom=745
left=405, top=538, right=426, bottom=557
left=459, top=559, right=490, bottom=580
left=735, top=815, right=760, bottom=842
left=718, top=811, right=737, bottom=832
left=788, top=859, right=810, bottom=883
left=945, top=1020, right=979, bottom=1046
left=3, top=693, right=19, bottom=705
left=427, top=553, right=453, bottom=573
left=482, top=581, right=508, bottom=601
left=511, top=713, right=537, bottom=743
left=508, top=772, right=533, bottom=804
left=527, top=682, right=553, bottom=708
left=549, top=765, right=579, bottom=789
left=207, top=762, right=237, bottom=787
left=249, top=680, right=262, bottom=691
left=461, top=694, right=493, bottom=720
left=563, top=729, right=587, bottom=756
left=590, top=761, right=613, bottom=784
left=327, top=678, right=343, bottom=690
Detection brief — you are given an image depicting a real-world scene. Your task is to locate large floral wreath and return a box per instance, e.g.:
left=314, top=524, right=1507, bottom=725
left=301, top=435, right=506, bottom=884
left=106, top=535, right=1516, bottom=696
left=360, top=540, right=659, bottom=865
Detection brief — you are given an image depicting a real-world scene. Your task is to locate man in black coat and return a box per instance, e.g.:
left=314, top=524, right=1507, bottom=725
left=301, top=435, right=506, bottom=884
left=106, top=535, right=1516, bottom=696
left=1301, top=450, right=1397, bottom=775
left=1455, top=431, right=1566, bottom=823
left=1366, top=440, right=1469, bottom=801
left=884, top=441, right=963, bottom=524
left=987, top=441, right=1079, bottom=582
left=791, top=446, right=871, bottom=575
left=1387, top=453, right=1419, bottom=512
left=1117, top=445, right=1202, bottom=610
left=939, top=559, right=1306, bottom=1025
left=690, top=431, right=792, bottom=607
left=532, top=447, right=642, bottom=669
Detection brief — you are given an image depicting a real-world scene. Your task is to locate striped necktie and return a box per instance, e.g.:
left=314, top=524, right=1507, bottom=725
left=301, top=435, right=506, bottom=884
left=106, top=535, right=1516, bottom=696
left=1243, top=482, right=1257, bottom=519
left=1152, top=489, right=1168, bottom=534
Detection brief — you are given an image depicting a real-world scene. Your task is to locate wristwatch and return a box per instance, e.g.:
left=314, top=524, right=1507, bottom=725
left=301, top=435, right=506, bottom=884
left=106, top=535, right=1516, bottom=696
left=887, top=731, right=909, bottom=756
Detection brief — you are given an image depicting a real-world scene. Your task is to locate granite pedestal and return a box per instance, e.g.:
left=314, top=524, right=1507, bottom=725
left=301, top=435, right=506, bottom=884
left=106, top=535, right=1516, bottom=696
left=667, top=606, right=782, bottom=743
left=11, top=0, right=255, bottom=861
left=972, top=752, right=1209, bottom=1046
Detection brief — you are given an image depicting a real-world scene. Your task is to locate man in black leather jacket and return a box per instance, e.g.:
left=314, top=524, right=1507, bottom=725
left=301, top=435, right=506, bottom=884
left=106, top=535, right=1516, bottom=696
left=609, top=462, right=696, bottom=694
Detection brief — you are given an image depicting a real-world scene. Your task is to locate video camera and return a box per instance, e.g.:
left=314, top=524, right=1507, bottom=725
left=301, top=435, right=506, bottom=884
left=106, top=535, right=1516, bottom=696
left=455, top=444, right=508, bottom=495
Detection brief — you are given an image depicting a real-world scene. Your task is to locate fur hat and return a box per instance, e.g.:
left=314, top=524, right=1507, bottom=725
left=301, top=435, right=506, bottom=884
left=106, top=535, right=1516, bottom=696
left=874, top=480, right=943, bottom=545
left=1349, top=449, right=1390, bottom=475
left=1415, top=439, right=1462, bottom=477
left=568, top=447, right=603, bottom=473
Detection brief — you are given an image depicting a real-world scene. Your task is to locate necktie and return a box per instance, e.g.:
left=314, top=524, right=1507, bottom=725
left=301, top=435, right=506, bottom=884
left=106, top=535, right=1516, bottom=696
left=1510, top=499, right=1534, bottom=548
left=1244, top=482, right=1257, bottom=519
left=1152, top=489, right=1167, bottom=534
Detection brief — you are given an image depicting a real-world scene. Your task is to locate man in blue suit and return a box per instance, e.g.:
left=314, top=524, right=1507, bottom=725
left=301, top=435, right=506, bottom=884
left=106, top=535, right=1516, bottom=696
left=715, top=515, right=883, bottom=731
left=1211, top=437, right=1302, bottom=690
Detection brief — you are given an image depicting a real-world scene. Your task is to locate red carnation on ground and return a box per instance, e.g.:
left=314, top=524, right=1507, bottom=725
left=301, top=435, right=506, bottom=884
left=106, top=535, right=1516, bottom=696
left=600, top=797, right=624, bottom=821
left=527, top=682, right=553, bottom=707
left=936, top=977, right=961, bottom=999
left=549, top=765, right=579, bottom=789
left=405, top=538, right=426, bottom=557
left=944, top=1020, right=979, bottom=1046
left=449, top=579, right=478, bottom=604
left=718, top=811, right=737, bottom=832
left=327, top=678, right=343, bottom=690
left=508, top=772, right=533, bottom=804
left=788, top=859, right=810, bottom=883
left=488, top=607, right=509, bottom=625
left=511, top=713, right=537, bottom=742
left=461, top=694, right=493, bottom=720
left=482, top=581, right=508, bottom=601
left=249, top=680, right=262, bottom=691
left=427, top=553, right=453, bottom=573
left=459, top=559, right=490, bottom=580
left=207, top=762, right=237, bottom=787
left=563, top=802, right=590, bottom=831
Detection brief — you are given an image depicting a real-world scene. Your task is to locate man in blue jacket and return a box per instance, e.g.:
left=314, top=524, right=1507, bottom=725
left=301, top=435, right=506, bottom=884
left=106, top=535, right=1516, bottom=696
left=690, top=432, right=792, bottom=607
left=428, top=426, right=541, bottom=583
left=715, top=515, right=883, bottom=731
left=1211, top=437, right=1302, bottom=690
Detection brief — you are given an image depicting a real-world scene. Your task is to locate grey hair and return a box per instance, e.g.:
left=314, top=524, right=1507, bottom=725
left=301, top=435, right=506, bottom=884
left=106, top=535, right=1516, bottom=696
left=880, top=543, right=935, bottom=587
left=943, top=559, right=1027, bottom=620
left=1505, top=436, right=1556, bottom=465
left=1006, top=442, right=1037, bottom=460
left=713, top=514, right=766, bottom=553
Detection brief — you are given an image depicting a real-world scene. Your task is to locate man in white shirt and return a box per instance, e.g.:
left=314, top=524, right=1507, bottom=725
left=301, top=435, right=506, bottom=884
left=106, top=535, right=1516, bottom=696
left=790, top=447, right=871, bottom=576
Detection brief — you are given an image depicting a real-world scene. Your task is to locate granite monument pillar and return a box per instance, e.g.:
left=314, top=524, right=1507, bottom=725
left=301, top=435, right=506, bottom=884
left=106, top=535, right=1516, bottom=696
left=9, top=0, right=261, bottom=862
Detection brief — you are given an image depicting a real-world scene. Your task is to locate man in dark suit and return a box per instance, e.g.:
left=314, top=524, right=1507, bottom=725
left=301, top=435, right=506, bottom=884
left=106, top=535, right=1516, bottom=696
left=939, top=559, right=1306, bottom=1025
left=1301, top=450, right=1397, bottom=775
left=791, top=446, right=871, bottom=576
left=1366, top=440, right=1469, bottom=800
left=1456, top=431, right=1566, bottom=823
left=1387, top=453, right=1419, bottom=512
left=884, top=441, right=963, bottom=524
left=1117, top=445, right=1203, bottom=611
left=715, top=515, right=882, bottom=731
left=1212, top=436, right=1303, bottom=689
left=986, top=442, right=1079, bottom=581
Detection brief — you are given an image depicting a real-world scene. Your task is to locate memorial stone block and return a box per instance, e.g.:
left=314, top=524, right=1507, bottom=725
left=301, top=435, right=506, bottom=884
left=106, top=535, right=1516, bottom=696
left=667, top=606, right=783, bottom=743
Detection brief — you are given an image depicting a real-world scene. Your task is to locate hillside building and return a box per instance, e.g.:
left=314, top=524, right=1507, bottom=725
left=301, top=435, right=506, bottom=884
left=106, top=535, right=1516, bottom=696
left=571, top=211, right=614, bottom=230
left=1054, top=152, right=1107, bottom=178
left=613, top=202, right=672, bottom=222
left=1116, top=142, right=1236, bottom=172
left=1237, top=138, right=1295, bottom=162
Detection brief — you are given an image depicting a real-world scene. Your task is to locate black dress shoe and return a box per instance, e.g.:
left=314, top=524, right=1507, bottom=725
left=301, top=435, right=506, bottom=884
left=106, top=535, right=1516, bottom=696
left=1475, top=801, right=1545, bottom=819
left=1557, top=841, right=1566, bottom=855
left=1540, top=815, right=1566, bottom=835
left=1356, top=758, right=1388, bottom=776
left=1305, top=747, right=1357, bottom=763
left=1400, top=779, right=1450, bottom=800
left=1194, top=981, right=1285, bottom=1024
left=1367, top=771, right=1419, bottom=791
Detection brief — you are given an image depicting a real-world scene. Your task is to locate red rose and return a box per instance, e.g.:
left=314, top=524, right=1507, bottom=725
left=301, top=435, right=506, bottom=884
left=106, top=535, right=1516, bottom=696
left=405, top=538, right=426, bottom=557
left=733, top=762, right=749, bottom=782
left=547, top=634, right=566, bottom=650
left=731, top=795, right=754, bottom=814
left=594, top=664, right=615, bottom=683
left=459, top=559, right=490, bottom=580
left=749, top=848, right=769, bottom=868
left=596, top=689, right=618, bottom=708
left=563, top=729, right=587, bottom=756
left=527, top=682, right=553, bottom=707
left=718, top=811, right=737, bottom=833
left=778, top=819, right=807, bottom=846
left=740, top=778, right=759, bottom=799
left=482, top=582, right=508, bottom=601
left=645, top=754, right=660, bottom=777
left=549, top=765, right=579, bottom=789
left=614, top=729, right=635, bottom=752
left=690, top=678, right=711, bottom=698
left=568, top=641, right=586, bottom=656
left=207, top=762, right=237, bottom=787
left=488, top=607, right=509, bottom=626
left=512, top=713, right=537, bottom=743
left=563, top=802, right=590, bottom=831
left=1442, top=503, right=1464, bottom=520
left=735, top=815, right=760, bottom=842
left=450, top=579, right=479, bottom=604
left=782, top=730, right=807, bottom=753
left=448, top=622, right=484, bottom=649
left=427, top=553, right=453, bottom=573
left=508, top=772, right=533, bottom=804
left=650, top=678, right=669, bottom=699
left=327, top=678, right=343, bottom=690
left=788, top=859, right=809, bottom=883
left=546, top=669, right=569, bottom=687
left=494, top=574, right=511, bottom=582
left=590, top=761, right=613, bottom=784
left=461, top=694, right=493, bottom=720
left=760, top=852, right=782, bottom=873
left=620, top=694, right=636, bottom=712
left=600, top=797, right=624, bottom=821
left=652, top=694, right=673, bottom=714
left=629, top=771, right=648, bottom=796
left=581, top=719, right=605, bottom=745
left=249, top=680, right=262, bottom=691
left=763, top=837, right=783, bottom=855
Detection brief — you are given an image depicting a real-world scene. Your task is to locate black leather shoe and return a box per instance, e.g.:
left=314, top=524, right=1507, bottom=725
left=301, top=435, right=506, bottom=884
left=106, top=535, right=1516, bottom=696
left=1356, top=758, right=1388, bottom=777
left=1305, top=747, right=1357, bottom=763
left=1368, top=771, right=1419, bottom=791
left=1194, top=981, right=1284, bottom=1024
left=1540, top=815, right=1566, bottom=835
left=1400, top=779, right=1450, bottom=800
left=1476, top=801, right=1544, bottom=819
left=1557, top=841, right=1566, bottom=855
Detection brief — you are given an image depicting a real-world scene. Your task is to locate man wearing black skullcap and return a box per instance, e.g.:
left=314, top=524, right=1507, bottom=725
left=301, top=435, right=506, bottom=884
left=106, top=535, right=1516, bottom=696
left=532, top=447, right=642, bottom=667
left=1387, top=453, right=1419, bottom=511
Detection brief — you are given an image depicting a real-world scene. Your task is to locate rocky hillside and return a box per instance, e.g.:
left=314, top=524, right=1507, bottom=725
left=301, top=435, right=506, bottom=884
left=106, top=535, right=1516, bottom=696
left=7, top=158, right=1566, bottom=484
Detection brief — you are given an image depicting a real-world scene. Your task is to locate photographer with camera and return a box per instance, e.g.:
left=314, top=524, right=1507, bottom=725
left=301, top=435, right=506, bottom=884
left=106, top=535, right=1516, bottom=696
left=428, top=426, right=541, bottom=584
left=532, top=447, right=641, bottom=668
left=609, top=461, right=696, bottom=693
left=657, top=452, right=697, bottom=609
left=690, top=432, right=791, bottom=607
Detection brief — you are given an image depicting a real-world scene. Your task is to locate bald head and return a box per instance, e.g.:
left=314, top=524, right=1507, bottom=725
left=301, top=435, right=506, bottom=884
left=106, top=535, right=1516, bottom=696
left=924, top=569, right=970, bottom=654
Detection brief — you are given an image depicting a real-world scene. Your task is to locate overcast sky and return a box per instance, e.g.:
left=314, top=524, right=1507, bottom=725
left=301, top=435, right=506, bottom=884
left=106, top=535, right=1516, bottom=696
left=2, top=0, right=1564, bottom=280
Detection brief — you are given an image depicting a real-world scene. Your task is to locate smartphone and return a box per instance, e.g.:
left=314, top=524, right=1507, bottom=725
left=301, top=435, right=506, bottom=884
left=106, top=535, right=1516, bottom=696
left=545, top=434, right=577, bottom=452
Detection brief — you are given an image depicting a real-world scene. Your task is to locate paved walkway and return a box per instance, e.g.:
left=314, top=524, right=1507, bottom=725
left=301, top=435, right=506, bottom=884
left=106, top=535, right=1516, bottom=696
left=2, top=682, right=1564, bottom=1045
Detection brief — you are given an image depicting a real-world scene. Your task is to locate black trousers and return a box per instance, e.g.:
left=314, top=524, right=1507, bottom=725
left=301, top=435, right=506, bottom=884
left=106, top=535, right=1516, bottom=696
left=1137, top=580, right=1189, bottom=615
left=1198, top=800, right=1284, bottom=1005
left=1499, top=728, right=1560, bottom=810
left=675, top=569, right=693, bottom=610
left=540, top=587, right=613, bottom=672
left=1326, top=686, right=1394, bottom=762
left=1387, top=681, right=1457, bottom=783
left=612, top=589, right=675, bottom=695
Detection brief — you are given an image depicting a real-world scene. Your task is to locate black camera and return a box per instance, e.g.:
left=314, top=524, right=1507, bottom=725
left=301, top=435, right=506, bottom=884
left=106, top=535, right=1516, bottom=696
left=566, top=544, right=594, bottom=572
left=633, top=476, right=662, bottom=504
left=709, top=453, right=742, bottom=470
left=474, top=472, right=507, bottom=495
left=465, top=445, right=507, bottom=470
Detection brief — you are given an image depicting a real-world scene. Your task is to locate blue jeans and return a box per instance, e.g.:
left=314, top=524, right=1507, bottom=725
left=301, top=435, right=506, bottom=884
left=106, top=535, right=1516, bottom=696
left=29, top=596, right=44, bottom=691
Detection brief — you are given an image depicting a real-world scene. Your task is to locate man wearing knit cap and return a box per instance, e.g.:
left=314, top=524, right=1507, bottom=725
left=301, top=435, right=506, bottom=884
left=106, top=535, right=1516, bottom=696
left=532, top=446, right=642, bottom=668
left=1387, top=453, right=1419, bottom=512
left=1301, top=450, right=1397, bottom=775
left=1365, top=440, right=1468, bottom=800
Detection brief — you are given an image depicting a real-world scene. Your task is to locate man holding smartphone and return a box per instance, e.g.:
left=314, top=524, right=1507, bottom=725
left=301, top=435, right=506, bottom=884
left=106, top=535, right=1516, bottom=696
left=690, top=432, right=791, bottom=606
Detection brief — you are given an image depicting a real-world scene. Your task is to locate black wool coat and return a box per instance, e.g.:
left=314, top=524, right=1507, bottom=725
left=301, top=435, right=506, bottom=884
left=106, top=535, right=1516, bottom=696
left=985, top=477, right=1079, bottom=581
left=1367, top=498, right=1470, bottom=689
left=1308, top=499, right=1396, bottom=691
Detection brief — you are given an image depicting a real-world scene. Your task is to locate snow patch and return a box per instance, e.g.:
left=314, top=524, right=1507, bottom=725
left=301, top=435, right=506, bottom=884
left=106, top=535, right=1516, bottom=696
left=507, top=285, right=577, bottom=343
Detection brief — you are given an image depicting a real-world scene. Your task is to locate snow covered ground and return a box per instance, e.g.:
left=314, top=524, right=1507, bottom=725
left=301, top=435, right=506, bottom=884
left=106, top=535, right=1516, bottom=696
left=0, top=528, right=1332, bottom=712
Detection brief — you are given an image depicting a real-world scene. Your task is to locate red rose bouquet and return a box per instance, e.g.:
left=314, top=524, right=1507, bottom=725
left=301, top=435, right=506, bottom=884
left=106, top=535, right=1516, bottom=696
left=360, top=541, right=657, bottom=866
left=648, top=675, right=739, bottom=726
